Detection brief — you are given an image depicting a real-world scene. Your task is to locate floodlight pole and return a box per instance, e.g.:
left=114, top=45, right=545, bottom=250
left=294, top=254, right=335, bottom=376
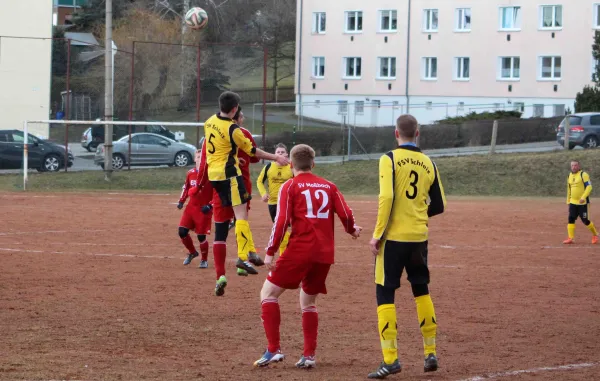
left=104, top=0, right=114, bottom=181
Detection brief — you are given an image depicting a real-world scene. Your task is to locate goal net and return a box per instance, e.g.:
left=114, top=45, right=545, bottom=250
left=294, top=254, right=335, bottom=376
left=20, top=119, right=206, bottom=191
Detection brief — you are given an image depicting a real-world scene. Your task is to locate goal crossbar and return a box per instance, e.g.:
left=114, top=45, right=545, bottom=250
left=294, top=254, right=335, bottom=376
left=22, top=119, right=206, bottom=191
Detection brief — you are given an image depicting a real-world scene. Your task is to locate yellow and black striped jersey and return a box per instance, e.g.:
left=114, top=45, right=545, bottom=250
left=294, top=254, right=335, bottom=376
left=257, top=162, right=293, bottom=204
left=567, top=170, right=593, bottom=204
left=373, top=144, right=446, bottom=242
left=203, top=114, right=256, bottom=181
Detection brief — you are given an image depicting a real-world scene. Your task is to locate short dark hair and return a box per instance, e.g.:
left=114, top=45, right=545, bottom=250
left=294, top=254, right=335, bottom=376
left=290, top=144, right=315, bottom=171
left=233, top=106, right=243, bottom=122
left=274, top=143, right=287, bottom=152
left=219, top=91, right=240, bottom=114
left=396, top=114, right=418, bottom=139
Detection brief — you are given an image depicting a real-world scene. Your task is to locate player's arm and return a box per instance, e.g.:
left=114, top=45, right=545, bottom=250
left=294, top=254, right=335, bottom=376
left=332, top=184, right=357, bottom=235
left=581, top=172, right=593, bottom=201
left=266, top=181, right=292, bottom=257
left=372, top=154, right=394, bottom=240
left=567, top=176, right=571, bottom=204
left=427, top=162, right=446, bottom=217
left=233, top=127, right=288, bottom=166
left=256, top=165, right=268, bottom=198
left=178, top=174, right=190, bottom=209
left=242, top=129, right=261, bottom=164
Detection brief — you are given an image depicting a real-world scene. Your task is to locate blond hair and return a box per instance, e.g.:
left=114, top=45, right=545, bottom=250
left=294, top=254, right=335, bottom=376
left=396, top=114, right=419, bottom=139
left=290, top=144, right=315, bottom=171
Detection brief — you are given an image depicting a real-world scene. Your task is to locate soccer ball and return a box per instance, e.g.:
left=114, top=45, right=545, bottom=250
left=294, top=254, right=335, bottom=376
left=185, top=7, right=208, bottom=30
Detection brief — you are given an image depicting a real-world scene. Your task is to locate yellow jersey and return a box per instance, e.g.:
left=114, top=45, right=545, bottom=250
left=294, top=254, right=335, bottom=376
left=373, top=144, right=446, bottom=242
left=567, top=170, right=593, bottom=204
left=204, top=114, right=256, bottom=181
left=257, top=163, right=294, bottom=205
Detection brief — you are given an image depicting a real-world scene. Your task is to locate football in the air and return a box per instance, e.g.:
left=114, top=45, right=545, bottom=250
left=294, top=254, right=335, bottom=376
left=185, top=7, right=208, bottom=30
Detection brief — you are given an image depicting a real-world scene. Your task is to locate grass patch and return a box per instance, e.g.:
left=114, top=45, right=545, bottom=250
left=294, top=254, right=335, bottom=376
left=2, top=149, right=597, bottom=197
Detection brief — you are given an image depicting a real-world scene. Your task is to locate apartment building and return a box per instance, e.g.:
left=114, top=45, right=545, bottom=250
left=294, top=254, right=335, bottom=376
left=295, top=0, right=597, bottom=125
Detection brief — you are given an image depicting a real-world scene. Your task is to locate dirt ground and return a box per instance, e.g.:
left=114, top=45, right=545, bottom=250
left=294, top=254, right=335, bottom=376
left=1, top=192, right=599, bottom=381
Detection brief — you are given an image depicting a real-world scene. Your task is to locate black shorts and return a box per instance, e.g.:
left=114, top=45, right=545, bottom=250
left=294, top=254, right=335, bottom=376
left=268, top=204, right=277, bottom=222
left=211, top=176, right=251, bottom=207
left=569, top=203, right=590, bottom=222
left=374, top=240, right=429, bottom=289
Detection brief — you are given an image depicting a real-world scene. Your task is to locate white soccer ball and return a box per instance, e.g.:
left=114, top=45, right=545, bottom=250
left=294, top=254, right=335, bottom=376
left=185, top=7, right=208, bottom=30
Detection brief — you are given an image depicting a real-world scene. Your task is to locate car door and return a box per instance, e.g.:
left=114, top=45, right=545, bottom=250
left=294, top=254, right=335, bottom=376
left=135, top=134, right=167, bottom=164
left=0, top=132, right=17, bottom=169
left=9, top=131, right=44, bottom=170
left=129, top=136, right=142, bottom=165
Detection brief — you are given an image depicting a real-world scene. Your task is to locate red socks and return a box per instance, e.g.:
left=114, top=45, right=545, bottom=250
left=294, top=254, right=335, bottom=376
left=213, top=242, right=227, bottom=279
left=181, top=235, right=196, bottom=254
left=199, top=240, right=209, bottom=261
left=302, top=306, right=318, bottom=357
left=261, top=298, right=281, bottom=353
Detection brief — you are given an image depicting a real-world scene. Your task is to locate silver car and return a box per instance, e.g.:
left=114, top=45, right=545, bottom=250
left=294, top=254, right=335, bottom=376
left=556, top=112, right=600, bottom=149
left=94, top=133, right=197, bottom=170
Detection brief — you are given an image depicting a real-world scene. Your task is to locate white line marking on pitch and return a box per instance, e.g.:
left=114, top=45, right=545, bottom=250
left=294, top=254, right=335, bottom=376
left=456, top=362, right=597, bottom=381
left=0, top=248, right=175, bottom=260
left=0, top=228, right=145, bottom=237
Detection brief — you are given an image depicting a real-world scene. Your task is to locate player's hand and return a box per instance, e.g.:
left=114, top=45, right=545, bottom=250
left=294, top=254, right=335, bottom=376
left=201, top=204, right=213, bottom=214
left=351, top=225, right=362, bottom=239
left=274, top=154, right=290, bottom=167
left=369, top=238, right=380, bottom=256
left=177, top=202, right=184, bottom=210
left=239, top=157, right=247, bottom=166
left=579, top=199, right=586, bottom=204
left=261, top=194, right=268, bottom=203
left=264, top=254, right=275, bottom=270
left=189, top=186, right=199, bottom=196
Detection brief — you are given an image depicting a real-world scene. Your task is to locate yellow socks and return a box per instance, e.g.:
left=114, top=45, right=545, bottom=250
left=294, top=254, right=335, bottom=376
left=377, top=304, right=398, bottom=365
left=415, top=295, right=437, bottom=357
left=235, top=219, right=254, bottom=261
left=279, top=231, right=291, bottom=255
left=568, top=224, right=575, bottom=239
left=587, top=222, right=598, bottom=236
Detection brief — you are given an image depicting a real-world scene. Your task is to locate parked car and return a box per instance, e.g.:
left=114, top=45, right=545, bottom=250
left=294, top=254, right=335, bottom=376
left=94, top=133, right=196, bottom=170
left=556, top=112, right=600, bottom=149
left=82, top=122, right=177, bottom=152
left=0, top=129, right=74, bottom=172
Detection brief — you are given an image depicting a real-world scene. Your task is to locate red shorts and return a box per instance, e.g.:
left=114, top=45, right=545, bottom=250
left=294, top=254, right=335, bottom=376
left=179, top=206, right=212, bottom=235
left=267, top=255, right=331, bottom=295
left=212, top=193, right=234, bottom=223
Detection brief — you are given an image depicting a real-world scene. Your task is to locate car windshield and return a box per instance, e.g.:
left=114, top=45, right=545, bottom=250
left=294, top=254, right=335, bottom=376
left=560, top=116, right=583, bottom=126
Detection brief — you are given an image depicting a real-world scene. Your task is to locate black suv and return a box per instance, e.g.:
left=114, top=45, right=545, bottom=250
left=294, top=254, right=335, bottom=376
left=0, top=130, right=74, bottom=172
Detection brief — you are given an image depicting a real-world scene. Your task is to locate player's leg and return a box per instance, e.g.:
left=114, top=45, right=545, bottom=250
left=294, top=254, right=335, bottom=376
left=229, top=176, right=260, bottom=274
left=194, top=209, right=212, bottom=269
left=245, top=196, right=264, bottom=268
left=564, top=204, right=577, bottom=244
left=212, top=203, right=231, bottom=296
left=268, top=204, right=290, bottom=255
left=295, top=263, right=331, bottom=369
left=406, top=241, right=438, bottom=373
left=368, top=240, right=403, bottom=379
left=178, top=211, right=198, bottom=265
left=254, top=280, right=286, bottom=367
left=579, top=204, right=599, bottom=243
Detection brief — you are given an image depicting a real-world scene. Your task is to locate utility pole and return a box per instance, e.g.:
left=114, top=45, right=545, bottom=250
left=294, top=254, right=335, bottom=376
left=104, top=0, right=114, bottom=181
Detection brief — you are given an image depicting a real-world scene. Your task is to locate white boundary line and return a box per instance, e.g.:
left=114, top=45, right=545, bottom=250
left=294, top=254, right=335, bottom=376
left=0, top=248, right=176, bottom=260
left=0, top=229, right=128, bottom=236
left=456, top=362, right=597, bottom=381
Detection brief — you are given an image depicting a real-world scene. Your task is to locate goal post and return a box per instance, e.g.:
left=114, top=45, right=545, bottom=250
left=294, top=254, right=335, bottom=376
left=22, top=119, right=205, bottom=191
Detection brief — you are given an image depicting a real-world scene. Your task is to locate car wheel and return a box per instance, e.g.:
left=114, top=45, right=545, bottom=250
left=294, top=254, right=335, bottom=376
left=85, top=145, right=92, bottom=152
left=42, top=154, right=61, bottom=172
left=583, top=135, right=599, bottom=149
left=174, top=151, right=191, bottom=167
left=112, top=154, right=125, bottom=170
left=89, top=142, right=98, bottom=151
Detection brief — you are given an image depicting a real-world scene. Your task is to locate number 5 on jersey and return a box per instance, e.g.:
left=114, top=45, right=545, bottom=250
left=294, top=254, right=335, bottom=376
left=301, top=189, right=330, bottom=219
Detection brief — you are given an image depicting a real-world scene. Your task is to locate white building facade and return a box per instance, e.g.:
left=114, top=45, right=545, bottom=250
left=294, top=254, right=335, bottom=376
left=0, top=1, right=54, bottom=136
left=295, top=0, right=597, bottom=126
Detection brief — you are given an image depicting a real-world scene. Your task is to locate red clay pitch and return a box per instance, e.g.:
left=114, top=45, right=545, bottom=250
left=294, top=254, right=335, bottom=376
left=1, top=192, right=599, bottom=380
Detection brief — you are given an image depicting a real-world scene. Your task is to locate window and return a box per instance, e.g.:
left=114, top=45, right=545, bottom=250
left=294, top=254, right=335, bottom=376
left=380, top=10, right=397, bottom=32
left=312, top=57, right=325, bottom=78
left=392, top=101, right=400, bottom=109
left=590, top=115, right=600, bottom=125
left=456, top=8, right=471, bottom=31
left=378, top=57, right=397, bottom=79
left=345, top=11, right=363, bottom=32
left=426, top=101, right=433, bottom=110
left=344, top=57, right=362, bottom=78
left=540, top=5, right=562, bottom=29
left=513, top=102, right=525, bottom=112
left=499, top=57, right=520, bottom=80
left=355, top=101, right=364, bottom=115
left=499, top=6, right=521, bottom=30
left=533, top=104, right=545, bottom=117
left=494, top=103, right=503, bottom=110
left=458, top=102, right=465, bottom=111
left=592, top=57, right=599, bottom=81
left=540, top=56, right=561, bottom=80
left=553, top=104, right=565, bottom=116
left=313, top=12, right=326, bottom=33
left=423, top=9, right=439, bottom=31
left=138, top=135, right=165, bottom=145
left=372, top=100, right=381, bottom=108
left=314, top=100, right=321, bottom=108
left=11, top=132, right=24, bottom=143
left=595, top=4, right=600, bottom=28
left=338, top=100, right=348, bottom=115
left=423, top=57, right=438, bottom=79
left=454, top=57, right=470, bottom=80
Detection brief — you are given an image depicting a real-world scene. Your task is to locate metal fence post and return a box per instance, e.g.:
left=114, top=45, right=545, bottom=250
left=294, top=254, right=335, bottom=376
left=196, top=45, right=202, bottom=148
left=65, top=39, right=71, bottom=172
left=128, top=41, right=135, bottom=170
left=490, top=120, right=498, bottom=154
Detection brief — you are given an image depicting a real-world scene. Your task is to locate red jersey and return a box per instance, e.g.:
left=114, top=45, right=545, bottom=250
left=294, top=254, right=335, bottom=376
left=239, top=127, right=260, bottom=184
left=179, top=167, right=213, bottom=207
left=266, top=172, right=356, bottom=263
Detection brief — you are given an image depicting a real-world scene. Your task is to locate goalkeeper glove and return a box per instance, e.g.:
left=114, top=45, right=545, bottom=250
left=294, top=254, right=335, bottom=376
left=202, top=204, right=213, bottom=214
left=177, top=202, right=184, bottom=210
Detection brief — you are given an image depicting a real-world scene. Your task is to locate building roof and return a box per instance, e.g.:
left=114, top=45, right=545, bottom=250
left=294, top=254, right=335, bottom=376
left=64, top=32, right=99, bottom=46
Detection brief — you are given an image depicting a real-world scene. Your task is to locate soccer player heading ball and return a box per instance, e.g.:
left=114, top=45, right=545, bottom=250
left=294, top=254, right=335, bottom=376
left=563, top=160, right=598, bottom=245
left=253, top=144, right=362, bottom=369
left=368, top=114, right=446, bottom=379
left=203, top=91, right=289, bottom=296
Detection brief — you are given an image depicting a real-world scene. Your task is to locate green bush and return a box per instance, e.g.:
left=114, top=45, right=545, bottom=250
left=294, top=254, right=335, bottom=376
left=435, top=110, right=523, bottom=124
